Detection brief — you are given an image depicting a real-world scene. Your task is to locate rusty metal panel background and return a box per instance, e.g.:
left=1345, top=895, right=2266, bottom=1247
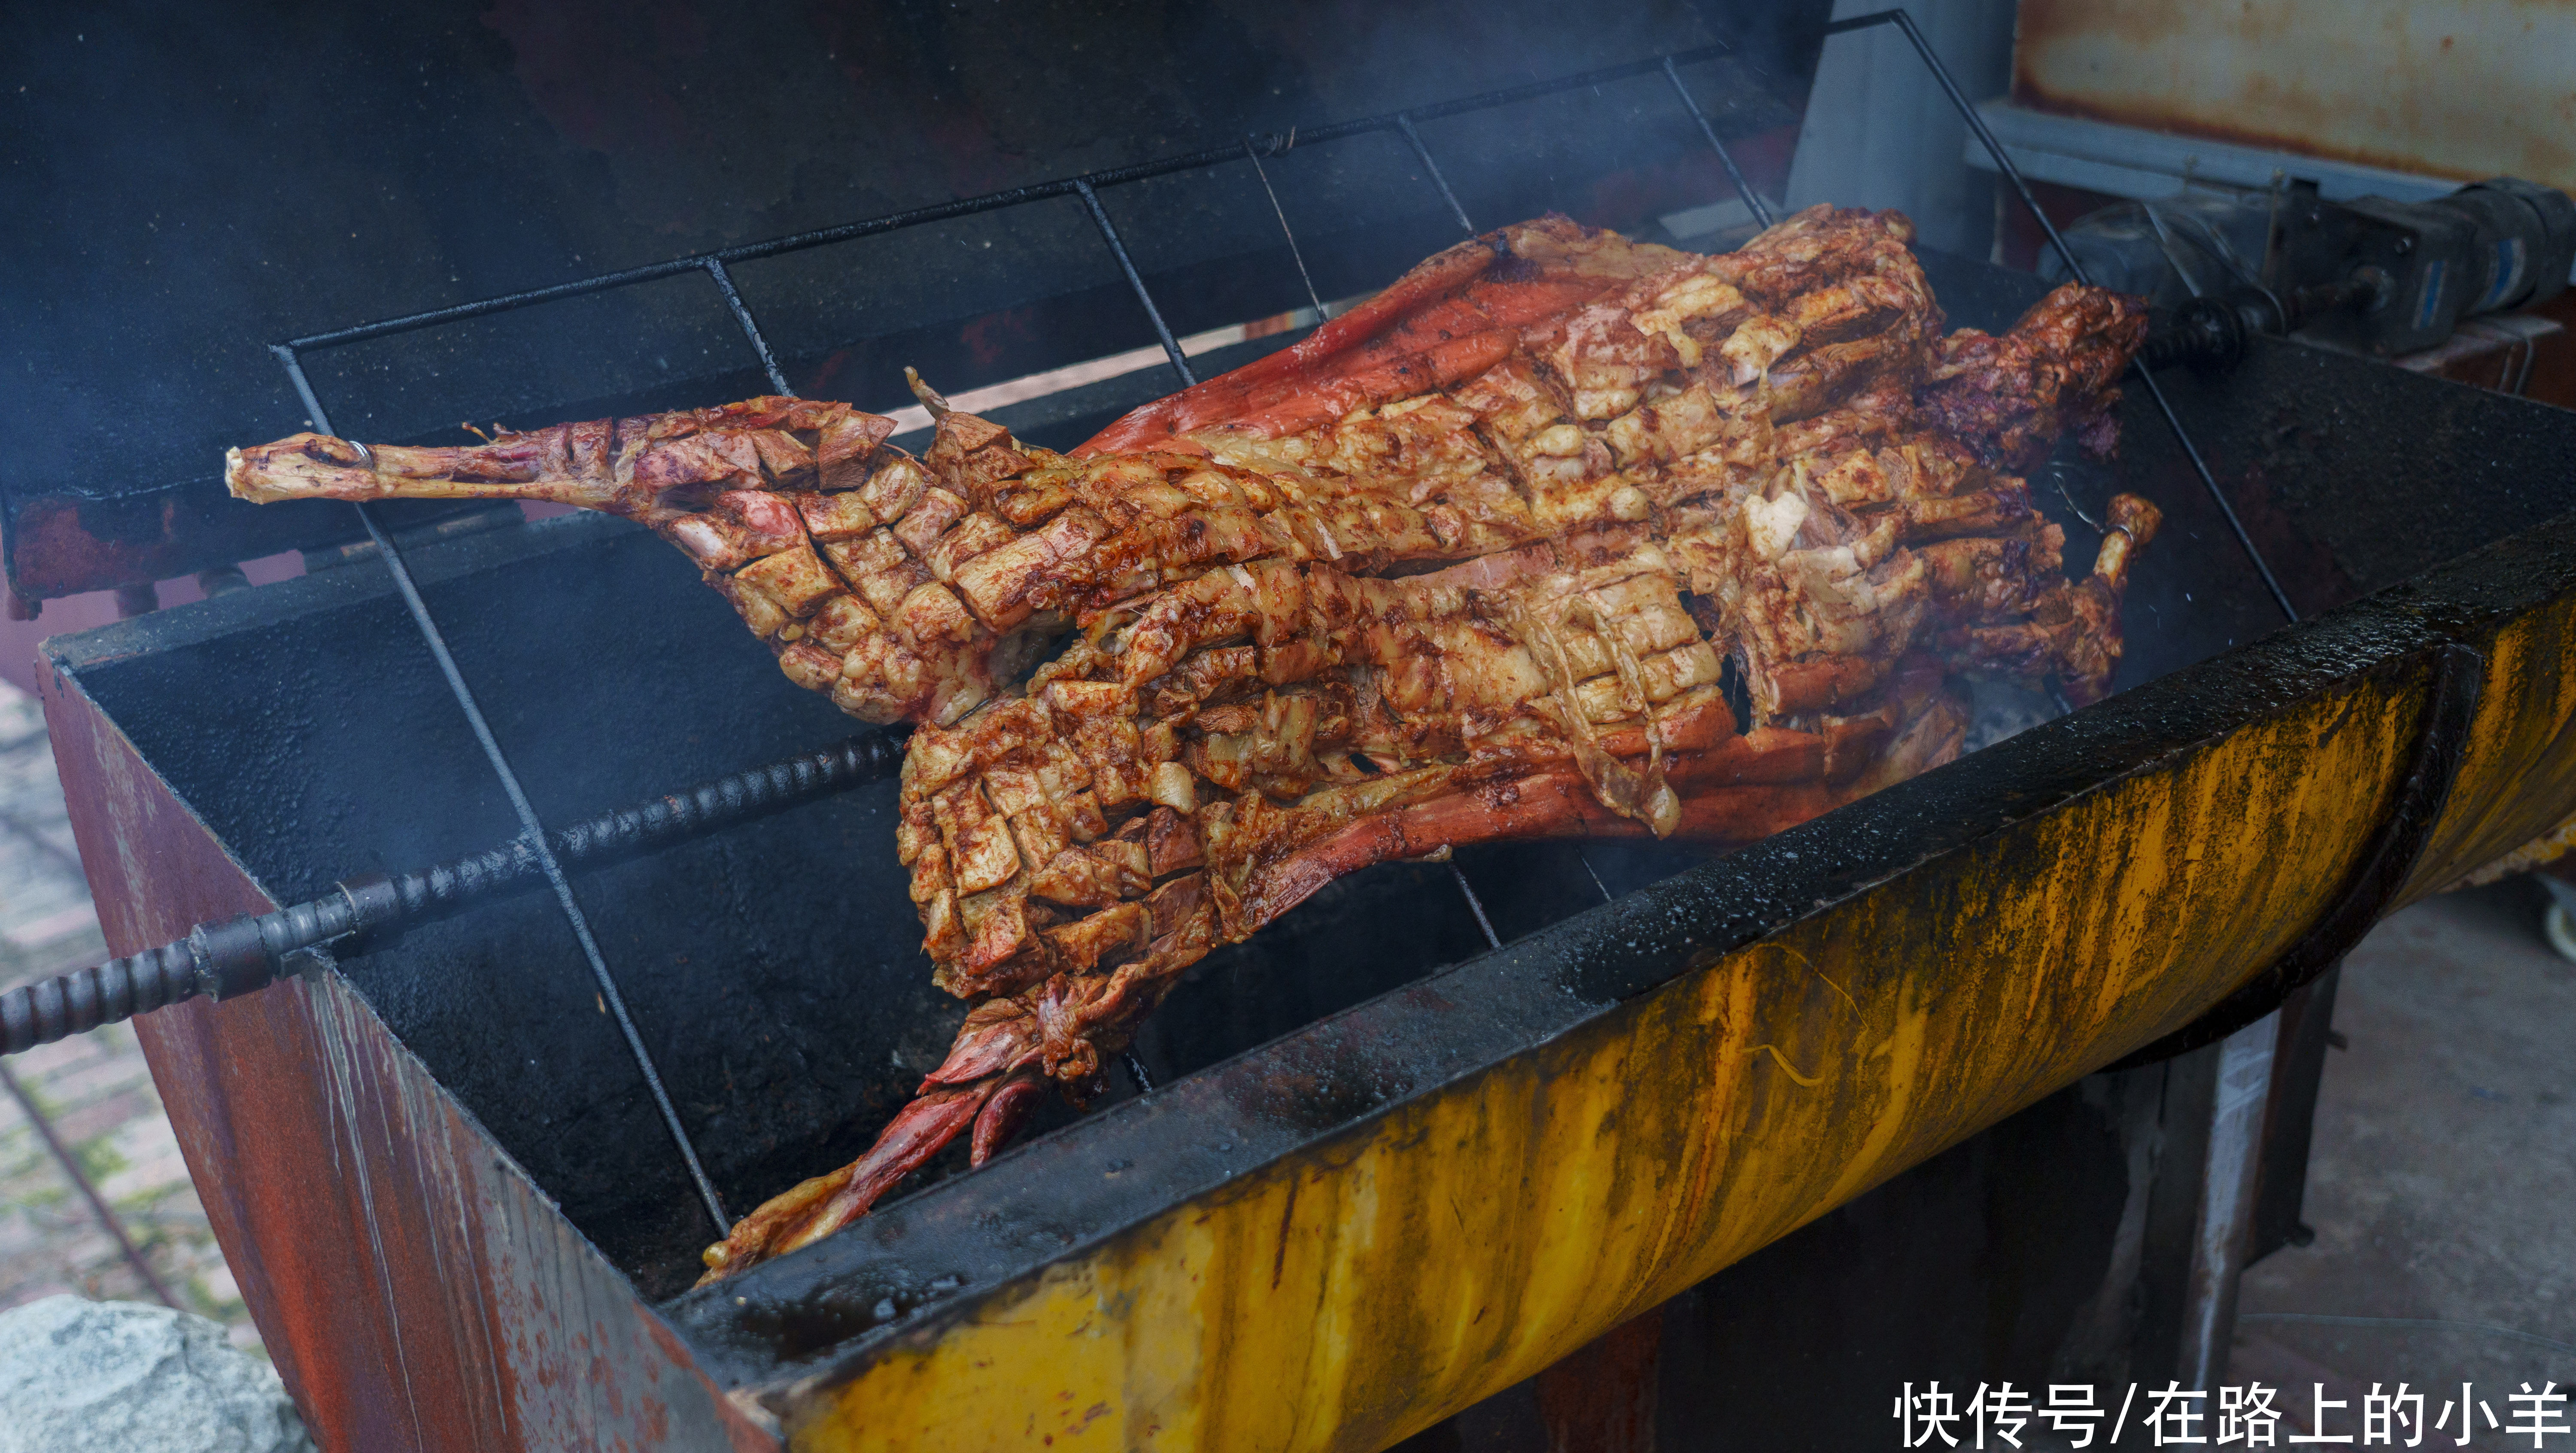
left=2013, top=0, right=2576, bottom=194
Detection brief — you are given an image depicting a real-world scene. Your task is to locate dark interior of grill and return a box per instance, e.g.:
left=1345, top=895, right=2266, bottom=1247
left=56, top=233, right=2576, bottom=1305
left=4, top=0, right=1818, bottom=595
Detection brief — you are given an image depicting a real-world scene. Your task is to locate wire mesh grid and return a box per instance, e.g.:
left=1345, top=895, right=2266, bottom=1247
left=262, top=17, right=2290, bottom=1238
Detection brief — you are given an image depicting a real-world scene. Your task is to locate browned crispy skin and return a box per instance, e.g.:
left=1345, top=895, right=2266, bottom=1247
left=227, top=218, right=1697, bottom=726
left=217, top=208, right=2158, bottom=1285
left=1918, top=283, right=2150, bottom=471
left=693, top=216, right=2163, bottom=1285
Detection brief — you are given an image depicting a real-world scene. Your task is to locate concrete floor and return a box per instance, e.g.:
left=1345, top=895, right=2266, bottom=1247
left=2232, top=877, right=2576, bottom=1421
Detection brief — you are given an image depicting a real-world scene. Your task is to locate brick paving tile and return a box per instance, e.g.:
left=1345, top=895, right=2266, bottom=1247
left=0, top=681, right=260, bottom=1351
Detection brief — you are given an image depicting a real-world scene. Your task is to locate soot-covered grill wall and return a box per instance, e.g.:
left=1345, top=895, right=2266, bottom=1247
left=2, top=0, right=1825, bottom=599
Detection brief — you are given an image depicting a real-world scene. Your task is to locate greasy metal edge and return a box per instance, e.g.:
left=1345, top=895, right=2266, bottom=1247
left=665, top=509, right=2576, bottom=1449
left=44, top=511, right=643, bottom=672
left=39, top=656, right=778, bottom=1453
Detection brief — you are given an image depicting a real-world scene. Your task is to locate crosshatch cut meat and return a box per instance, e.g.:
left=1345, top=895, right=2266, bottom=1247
left=226, top=206, right=2159, bottom=1283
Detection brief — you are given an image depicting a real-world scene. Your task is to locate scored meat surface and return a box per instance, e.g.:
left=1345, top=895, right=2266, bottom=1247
left=226, top=205, right=2160, bottom=1284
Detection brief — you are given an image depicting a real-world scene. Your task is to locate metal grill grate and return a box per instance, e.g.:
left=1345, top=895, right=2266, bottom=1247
left=261, top=19, right=2291, bottom=1238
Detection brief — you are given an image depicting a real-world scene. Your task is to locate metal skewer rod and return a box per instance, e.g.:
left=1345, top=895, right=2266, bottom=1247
left=1829, top=7, right=2300, bottom=626
left=0, top=730, right=905, bottom=1059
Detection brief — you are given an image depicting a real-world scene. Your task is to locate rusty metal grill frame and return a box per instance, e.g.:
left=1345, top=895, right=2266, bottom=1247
left=254, top=18, right=2289, bottom=1246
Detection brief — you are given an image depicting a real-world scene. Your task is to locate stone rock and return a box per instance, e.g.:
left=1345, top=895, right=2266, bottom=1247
left=0, top=1295, right=316, bottom=1453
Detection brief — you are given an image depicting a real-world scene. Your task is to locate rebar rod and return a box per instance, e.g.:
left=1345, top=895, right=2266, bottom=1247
left=0, top=732, right=905, bottom=1059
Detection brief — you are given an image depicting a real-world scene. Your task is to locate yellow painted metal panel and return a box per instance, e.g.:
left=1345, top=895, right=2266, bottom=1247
left=786, top=593, right=2576, bottom=1453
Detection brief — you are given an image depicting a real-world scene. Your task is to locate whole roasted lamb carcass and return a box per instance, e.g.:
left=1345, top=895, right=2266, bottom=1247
left=227, top=206, right=2158, bottom=1283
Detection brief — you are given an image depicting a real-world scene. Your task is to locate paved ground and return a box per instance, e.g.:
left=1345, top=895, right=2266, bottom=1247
left=2233, top=877, right=2576, bottom=1427
left=0, top=681, right=255, bottom=1350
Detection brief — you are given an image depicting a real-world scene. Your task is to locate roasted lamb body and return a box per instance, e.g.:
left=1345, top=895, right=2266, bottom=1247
left=227, top=206, right=2158, bottom=1283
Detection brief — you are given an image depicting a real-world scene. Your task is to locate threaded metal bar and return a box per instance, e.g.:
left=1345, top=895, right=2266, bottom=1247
left=1, top=731, right=904, bottom=1058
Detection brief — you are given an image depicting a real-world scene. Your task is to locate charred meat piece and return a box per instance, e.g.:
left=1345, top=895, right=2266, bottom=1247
left=690, top=225, right=2161, bottom=1285
left=225, top=207, right=2160, bottom=1284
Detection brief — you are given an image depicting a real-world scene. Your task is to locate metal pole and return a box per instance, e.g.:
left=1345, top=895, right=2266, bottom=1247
left=1075, top=179, right=1197, bottom=387
left=270, top=347, right=732, bottom=1237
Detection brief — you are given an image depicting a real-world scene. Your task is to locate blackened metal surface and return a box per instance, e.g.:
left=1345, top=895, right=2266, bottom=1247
left=39, top=657, right=777, bottom=1453
left=3, top=0, right=1822, bottom=599
left=2146, top=337, right=2576, bottom=617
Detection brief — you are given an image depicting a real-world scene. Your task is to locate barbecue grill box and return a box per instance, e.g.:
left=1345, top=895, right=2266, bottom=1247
left=22, top=8, right=2576, bottom=1451
left=42, top=266, right=2576, bottom=1449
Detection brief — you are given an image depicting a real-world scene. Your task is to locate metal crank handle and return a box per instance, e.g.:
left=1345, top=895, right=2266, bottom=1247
left=0, top=731, right=907, bottom=1056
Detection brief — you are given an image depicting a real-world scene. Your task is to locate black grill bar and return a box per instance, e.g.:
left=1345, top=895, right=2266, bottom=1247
left=705, top=257, right=794, bottom=395
left=279, top=41, right=1748, bottom=356
left=1396, top=113, right=1476, bottom=236
left=1826, top=8, right=2298, bottom=625
left=1663, top=56, right=1775, bottom=229
left=1448, top=863, right=1504, bottom=951
left=272, top=347, right=733, bottom=1237
left=3, top=734, right=906, bottom=1058
left=1075, top=179, right=1196, bottom=388
left=257, top=36, right=1787, bottom=1249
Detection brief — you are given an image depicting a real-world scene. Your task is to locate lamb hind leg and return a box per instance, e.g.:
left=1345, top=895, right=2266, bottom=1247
left=693, top=996, right=1055, bottom=1285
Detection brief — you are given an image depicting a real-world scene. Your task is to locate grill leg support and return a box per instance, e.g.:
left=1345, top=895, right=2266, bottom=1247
left=1534, top=1310, right=1664, bottom=1453
left=2177, top=1009, right=2284, bottom=1397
